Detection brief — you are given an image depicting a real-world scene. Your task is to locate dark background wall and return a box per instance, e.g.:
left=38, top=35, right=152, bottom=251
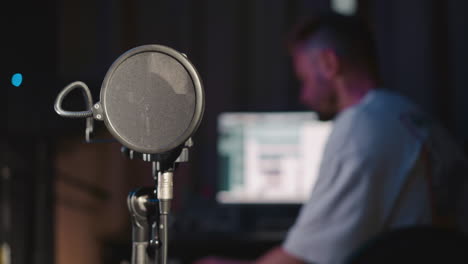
left=3, top=0, right=468, bottom=263
left=57, top=0, right=468, bottom=197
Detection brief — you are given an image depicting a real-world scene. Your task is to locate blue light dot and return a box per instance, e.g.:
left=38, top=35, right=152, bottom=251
left=11, top=73, right=23, bottom=87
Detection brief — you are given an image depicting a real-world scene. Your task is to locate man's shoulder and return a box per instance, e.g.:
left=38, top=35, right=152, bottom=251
left=327, top=90, right=424, bottom=156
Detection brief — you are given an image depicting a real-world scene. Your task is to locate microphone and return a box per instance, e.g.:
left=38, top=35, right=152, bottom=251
left=54, top=44, right=205, bottom=264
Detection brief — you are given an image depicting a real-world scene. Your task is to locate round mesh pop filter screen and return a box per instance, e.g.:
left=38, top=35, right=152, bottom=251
left=100, top=45, right=203, bottom=154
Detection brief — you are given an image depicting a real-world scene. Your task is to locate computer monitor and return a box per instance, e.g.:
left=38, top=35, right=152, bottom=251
left=217, top=112, right=333, bottom=204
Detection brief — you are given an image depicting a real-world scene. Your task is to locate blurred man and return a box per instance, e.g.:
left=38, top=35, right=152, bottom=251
left=197, top=13, right=468, bottom=264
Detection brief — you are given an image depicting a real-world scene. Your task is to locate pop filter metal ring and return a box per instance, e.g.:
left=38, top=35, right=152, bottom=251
left=98, top=45, right=205, bottom=154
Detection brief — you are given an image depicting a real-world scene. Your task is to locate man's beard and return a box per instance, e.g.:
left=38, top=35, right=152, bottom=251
left=314, top=79, right=338, bottom=121
left=316, top=110, right=336, bottom=121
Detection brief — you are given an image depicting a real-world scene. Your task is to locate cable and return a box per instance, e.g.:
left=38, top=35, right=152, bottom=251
left=159, top=211, right=169, bottom=264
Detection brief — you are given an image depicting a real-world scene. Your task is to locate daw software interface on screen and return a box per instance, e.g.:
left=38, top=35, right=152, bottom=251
left=217, top=112, right=333, bottom=204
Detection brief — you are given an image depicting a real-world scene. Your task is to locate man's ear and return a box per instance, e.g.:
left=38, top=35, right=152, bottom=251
left=317, top=49, right=340, bottom=79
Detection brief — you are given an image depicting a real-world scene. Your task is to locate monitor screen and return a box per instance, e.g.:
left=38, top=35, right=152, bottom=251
left=217, top=112, right=333, bottom=204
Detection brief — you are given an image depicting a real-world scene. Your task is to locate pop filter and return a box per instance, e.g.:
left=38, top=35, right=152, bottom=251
left=55, top=45, right=204, bottom=155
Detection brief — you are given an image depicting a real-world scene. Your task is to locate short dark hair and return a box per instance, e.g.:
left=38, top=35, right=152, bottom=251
left=289, top=13, right=380, bottom=81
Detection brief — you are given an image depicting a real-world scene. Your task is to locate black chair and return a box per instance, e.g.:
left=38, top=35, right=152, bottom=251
left=346, top=226, right=468, bottom=264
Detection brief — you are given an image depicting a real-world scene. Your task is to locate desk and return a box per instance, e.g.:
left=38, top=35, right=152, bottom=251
left=103, top=231, right=285, bottom=264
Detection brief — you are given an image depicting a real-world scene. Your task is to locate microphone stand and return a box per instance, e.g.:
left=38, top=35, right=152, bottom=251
left=124, top=141, right=192, bottom=264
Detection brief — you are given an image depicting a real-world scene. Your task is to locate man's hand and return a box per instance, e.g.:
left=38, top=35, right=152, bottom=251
left=193, top=256, right=252, bottom=264
left=255, top=247, right=305, bottom=264
left=193, top=246, right=305, bottom=264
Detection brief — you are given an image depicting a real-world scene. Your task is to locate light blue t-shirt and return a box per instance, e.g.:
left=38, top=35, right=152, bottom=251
left=283, top=90, right=467, bottom=264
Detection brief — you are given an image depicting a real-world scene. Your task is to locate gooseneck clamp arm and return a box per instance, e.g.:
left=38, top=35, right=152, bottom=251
left=127, top=188, right=158, bottom=264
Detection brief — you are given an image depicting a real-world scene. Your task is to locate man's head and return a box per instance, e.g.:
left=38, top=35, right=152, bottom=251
left=289, top=14, right=379, bottom=120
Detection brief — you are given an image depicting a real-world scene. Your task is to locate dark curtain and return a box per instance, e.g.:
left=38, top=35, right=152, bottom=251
left=4, top=1, right=56, bottom=264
